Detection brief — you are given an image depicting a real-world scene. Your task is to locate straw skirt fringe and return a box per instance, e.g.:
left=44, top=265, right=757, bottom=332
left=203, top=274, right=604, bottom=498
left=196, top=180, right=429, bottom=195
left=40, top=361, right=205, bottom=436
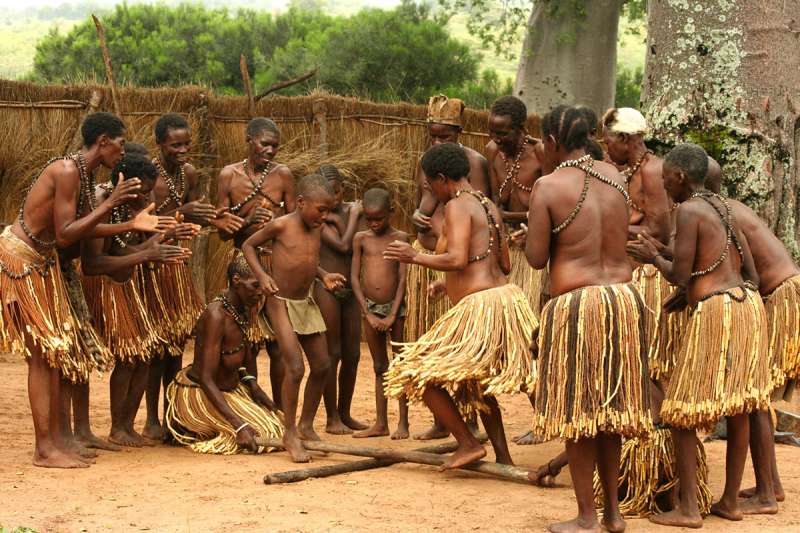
left=385, top=284, right=538, bottom=416
left=166, top=367, right=283, bottom=454
left=592, top=428, right=712, bottom=517
left=765, top=274, right=800, bottom=384
left=530, top=283, right=652, bottom=441
left=404, top=239, right=451, bottom=342
left=661, top=286, right=771, bottom=429
left=509, top=245, right=547, bottom=319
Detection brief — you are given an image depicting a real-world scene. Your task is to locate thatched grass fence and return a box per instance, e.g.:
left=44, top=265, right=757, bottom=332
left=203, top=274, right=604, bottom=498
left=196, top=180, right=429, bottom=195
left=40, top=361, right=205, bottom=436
left=0, top=79, right=541, bottom=298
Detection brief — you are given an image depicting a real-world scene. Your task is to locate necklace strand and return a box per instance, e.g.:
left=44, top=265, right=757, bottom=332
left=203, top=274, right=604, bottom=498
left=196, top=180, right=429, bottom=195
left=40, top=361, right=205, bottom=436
left=229, top=159, right=276, bottom=214
left=154, top=157, right=186, bottom=214
left=216, top=293, right=250, bottom=355
left=453, top=189, right=500, bottom=263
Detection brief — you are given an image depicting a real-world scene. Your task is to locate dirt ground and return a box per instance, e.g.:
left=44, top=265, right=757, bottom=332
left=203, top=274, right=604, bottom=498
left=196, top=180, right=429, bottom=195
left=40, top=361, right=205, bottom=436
left=1, top=344, right=799, bottom=533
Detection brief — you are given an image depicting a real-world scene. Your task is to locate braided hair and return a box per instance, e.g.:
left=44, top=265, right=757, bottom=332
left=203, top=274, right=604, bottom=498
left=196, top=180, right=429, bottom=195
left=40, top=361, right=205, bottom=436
left=541, top=105, right=591, bottom=153
left=490, top=96, right=527, bottom=129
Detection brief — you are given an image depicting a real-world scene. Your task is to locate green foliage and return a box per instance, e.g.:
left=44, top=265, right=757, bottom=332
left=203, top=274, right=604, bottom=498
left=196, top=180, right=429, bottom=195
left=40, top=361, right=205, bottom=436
left=0, top=527, right=40, bottom=533
left=445, top=69, right=514, bottom=110
left=614, top=64, right=643, bottom=108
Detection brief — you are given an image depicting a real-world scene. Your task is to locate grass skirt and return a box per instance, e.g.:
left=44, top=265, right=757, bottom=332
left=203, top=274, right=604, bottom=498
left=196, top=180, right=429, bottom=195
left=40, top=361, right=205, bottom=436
left=165, top=367, right=283, bottom=454
left=649, top=304, right=690, bottom=383
left=82, top=268, right=163, bottom=364
left=385, top=284, right=538, bottom=416
left=530, top=283, right=652, bottom=441
left=509, top=244, right=547, bottom=319
left=765, top=274, right=800, bottom=384
left=403, top=239, right=451, bottom=342
left=661, top=286, right=771, bottom=429
left=592, top=427, right=712, bottom=517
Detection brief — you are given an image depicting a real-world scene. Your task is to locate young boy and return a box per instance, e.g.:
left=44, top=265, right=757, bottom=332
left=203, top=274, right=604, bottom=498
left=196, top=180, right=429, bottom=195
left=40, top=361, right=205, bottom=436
left=351, top=188, right=410, bottom=439
left=242, top=174, right=345, bottom=462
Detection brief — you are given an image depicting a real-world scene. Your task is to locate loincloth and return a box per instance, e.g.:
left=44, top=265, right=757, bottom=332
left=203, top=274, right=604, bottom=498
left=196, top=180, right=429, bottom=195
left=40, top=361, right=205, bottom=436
left=165, top=367, right=283, bottom=454
left=661, top=286, right=771, bottom=430
left=82, top=267, right=163, bottom=364
left=366, top=297, right=406, bottom=319
left=404, top=239, right=451, bottom=342
left=508, top=237, right=548, bottom=319
left=530, top=283, right=652, bottom=441
left=592, top=427, right=712, bottom=517
left=0, top=227, right=89, bottom=381
left=385, top=284, right=538, bottom=417
left=764, top=274, right=800, bottom=387
left=272, top=292, right=326, bottom=336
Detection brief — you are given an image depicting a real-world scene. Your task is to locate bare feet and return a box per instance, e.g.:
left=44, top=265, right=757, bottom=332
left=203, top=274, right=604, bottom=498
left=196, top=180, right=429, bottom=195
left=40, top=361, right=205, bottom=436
left=438, top=444, right=486, bottom=471
left=738, top=494, right=779, bottom=515
left=63, top=437, right=98, bottom=459
left=298, top=424, right=322, bottom=442
left=283, top=431, right=310, bottom=463
left=353, top=424, right=389, bottom=438
left=76, top=432, right=121, bottom=452
left=109, top=428, right=143, bottom=448
left=601, top=509, right=626, bottom=533
left=649, top=509, right=703, bottom=528
left=33, top=447, right=90, bottom=469
left=325, top=418, right=353, bottom=435
left=739, top=485, right=785, bottom=502
left=142, top=422, right=165, bottom=441
left=391, top=425, right=410, bottom=440
left=513, top=430, right=536, bottom=445
left=341, top=415, right=369, bottom=431
left=548, top=517, right=600, bottom=533
left=710, top=500, right=743, bottom=521
left=413, top=424, right=449, bottom=441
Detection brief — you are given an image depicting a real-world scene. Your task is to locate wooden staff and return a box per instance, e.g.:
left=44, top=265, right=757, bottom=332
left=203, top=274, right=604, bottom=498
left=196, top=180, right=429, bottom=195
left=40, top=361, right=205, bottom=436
left=239, top=54, right=256, bottom=118
left=255, top=438, right=535, bottom=484
left=91, top=14, right=120, bottom=117
left=263, top=441, right=459, bottom=485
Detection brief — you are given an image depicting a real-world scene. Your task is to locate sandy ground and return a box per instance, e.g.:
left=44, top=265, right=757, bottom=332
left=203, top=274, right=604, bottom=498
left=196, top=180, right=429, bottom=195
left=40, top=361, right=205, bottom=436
left=1, top=344, right=799, bottom=533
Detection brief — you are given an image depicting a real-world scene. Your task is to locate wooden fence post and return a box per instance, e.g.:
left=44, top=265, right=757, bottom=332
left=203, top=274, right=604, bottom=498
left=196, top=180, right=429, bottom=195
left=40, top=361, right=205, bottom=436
left=240, top=54, right=256, bottom=118
left=313, top=98, right=328, bottom=159
left=192, top=91, right=215, bottom=302
left=64, top=89, right=103, bottom=153
left=91, top=15, right=121, bottom=117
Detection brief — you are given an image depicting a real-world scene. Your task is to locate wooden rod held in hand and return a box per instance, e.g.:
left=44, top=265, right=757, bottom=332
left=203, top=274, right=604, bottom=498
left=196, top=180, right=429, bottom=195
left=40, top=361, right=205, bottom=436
left=255, top=438, right=534, bottom=484
left=263, top=441, right=460, bottom=485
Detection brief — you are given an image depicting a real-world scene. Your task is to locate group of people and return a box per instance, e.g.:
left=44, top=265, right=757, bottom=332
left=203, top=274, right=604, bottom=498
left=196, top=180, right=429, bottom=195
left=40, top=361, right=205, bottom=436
left=1, top=91, right=798, bottom=533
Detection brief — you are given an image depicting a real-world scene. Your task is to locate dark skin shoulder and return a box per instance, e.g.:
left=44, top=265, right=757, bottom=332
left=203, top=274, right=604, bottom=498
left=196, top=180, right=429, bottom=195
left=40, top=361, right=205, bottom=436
left=628, top=156, right=671, bottom=243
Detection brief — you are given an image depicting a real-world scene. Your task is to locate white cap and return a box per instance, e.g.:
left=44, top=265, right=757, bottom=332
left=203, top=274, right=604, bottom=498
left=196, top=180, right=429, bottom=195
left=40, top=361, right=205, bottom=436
left=604, top=107, right=648, bottom=135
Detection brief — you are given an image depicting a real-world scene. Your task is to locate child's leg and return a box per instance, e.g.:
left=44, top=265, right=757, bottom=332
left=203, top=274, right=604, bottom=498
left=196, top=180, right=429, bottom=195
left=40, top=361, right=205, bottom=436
left=297, top=332, right=332, bottom=442
left=710, top=413, right=749, bottom=521
left=354, top=319, right=390, bottom=438
left=478, top=395, right=512, bottom=464
left=740, top=409, right=780, bottom=513
left=72, top=381, right=117, bottom=451
left=339, top=295, right=366, bottom=430
left=549, top=437, right=600, bottom=533
left=649, top=428, right=703, bottom=528
left=316, top=285, right=349, bottom=434
left=58, top=381, right=95, bottom=460
left=596, top=432, right=624, bottom=533
left=143, top=354, right=166, bottom=440
left=125, top=360, right=151, bottom=444
left=390, top=317, right=409, bottom=440
left=421, top=385, right=485, bottom=470
left=265, top=340, right=283, bottom=409
left=109, top=362, right=141, bottom=447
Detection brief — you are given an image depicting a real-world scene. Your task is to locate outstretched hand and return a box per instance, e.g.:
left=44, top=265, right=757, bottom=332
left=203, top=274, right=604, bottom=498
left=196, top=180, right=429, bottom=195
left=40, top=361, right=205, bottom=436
left=426, top=279, right=446, bottom=299
left=131, top=203, right=165, bottom=233
left=626, top=232, right=662, bottom=264
left=383, top=240, right=417, bottom=264
left=509, top=223, right=527, bottom=247
left=321, top=272, right=347, bottom=292
left=145, top=234, right=193, bottom=263
left=180, top=195, right=217, bottom=225
left=411, top=209, right=432, bottom=231
left=106, top=172, right=142, bottom=208
left=213, top=207, right=246, bottom=234
left=236, top=424, right=259, bottom=453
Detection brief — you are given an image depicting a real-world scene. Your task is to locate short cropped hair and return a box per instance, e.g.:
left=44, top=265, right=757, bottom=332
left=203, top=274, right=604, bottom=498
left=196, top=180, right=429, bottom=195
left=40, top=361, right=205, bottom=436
left=246, top=117, right=280, bottom=139
left=82, top=112, right=125, bottom=147
left=363, top=188, right=391, bottom=211
left=421, top=143, right=470, bottom=182
left=665, top=143, right=709, bottom=184
left=490, top=96, right=527, bottom=129
left=227, top=255, right=254, bottom=285
left=154, top=113, right=189, bottom=144
left=298, top=173, right=335, bottom=197
left=111, top=153, right=157, bottom=186
left=124, top=142, right=149, bottom=156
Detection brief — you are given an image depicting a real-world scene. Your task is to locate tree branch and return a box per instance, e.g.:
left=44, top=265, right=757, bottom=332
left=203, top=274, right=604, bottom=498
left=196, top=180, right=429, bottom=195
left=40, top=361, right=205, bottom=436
left=254, top=68, right=318, bottom=101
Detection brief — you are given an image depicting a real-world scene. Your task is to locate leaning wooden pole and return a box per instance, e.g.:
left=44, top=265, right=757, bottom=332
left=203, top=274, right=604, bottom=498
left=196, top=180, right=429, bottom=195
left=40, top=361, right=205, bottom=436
left=255, top=438, right=534, bottom=484
left=64, top=89, right=103, bottom=153
left=91, top=14, right=120, bottom=117
left=240, top=54, right=256, bottom=118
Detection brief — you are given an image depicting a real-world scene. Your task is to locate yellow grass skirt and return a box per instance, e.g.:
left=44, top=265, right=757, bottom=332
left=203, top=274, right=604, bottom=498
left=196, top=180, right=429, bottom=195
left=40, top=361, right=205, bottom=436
left=509, top=244, right=547, bottom=319
left=404, top=239, right=451, bottom=342
left=385, top=284, right=538, bottom=416
left=82, top=268, right=163, bottom=364
left=592, top=427, right=712, bottom=517
left=661, top=286, right=771, bottom=429
left=649, top=303, right=690, bottom=383
left=530, top=283, right=652, bottom=441
left=765, top=274, right=800, bottom=384
left=166, top=367, right=284, bottom=454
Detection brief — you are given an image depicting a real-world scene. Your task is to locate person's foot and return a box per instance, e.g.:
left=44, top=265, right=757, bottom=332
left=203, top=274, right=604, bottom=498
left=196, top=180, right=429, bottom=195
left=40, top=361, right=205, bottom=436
left=548, top=517, right=601, bottom=533
left=63, top=437, right=98, bottom=459
left=710, top=500, right=743, bottom=521
left=341, top=415, right=369, bottom=431
left=283, top=431, right=310, bottom=463
left=108, top=427, right=143, bottom=448
left=649, top=509, right=703, bottom=528
left=739, top=485, right=785, bottom=502
left=391, top=425, right=410, bottom=440
left=601, top=508, right=626, bottom=532
left=75, top=432, right=121, bottom=452
left=142, top=422, right=165, bottom=441
left=325, top=417, right=353, bottom=435
left=33, top=447, right=90, bottom=469
left=737, top=494, right=778, bottom=515
left=513, top=430, right=535, bottom=445
left=353, top=424, right=389, bottom=438
left=298, top=424, right=322, bottom=442
left=439, top=444, right=486, bottom=471
left=413, top=424, right=449, bottom=440
left=127, top=426, right=155, bottom=447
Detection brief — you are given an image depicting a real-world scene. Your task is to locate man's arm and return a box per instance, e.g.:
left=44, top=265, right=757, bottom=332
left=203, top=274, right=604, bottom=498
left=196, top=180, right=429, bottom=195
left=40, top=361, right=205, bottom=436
left=525, top=179, right=552, bottom=269
left=80, top=234, right=189, bottom=277
left=242, top=342, right=278, bottom=411
left=242, top=220, right=281, bottom=294
left=653, top=204, right=698, bottom=287
left=279, top=166, right=297, bottom=213
left=321, top=202, right=362, bottom=253
left=412, top=160, right=436, bottom=229
left=469, top=153, right=492, bottom=198
left=396, top=201, right=471, bottom=271
left=639, top=162, right=672, bottom=244
left=214, top=167, right=236, bottom=241
left=386, top=233, right=410, bottom=319
left=736, top=227, right=759, bottom=288
left=350, top=233, right=370, bottom=315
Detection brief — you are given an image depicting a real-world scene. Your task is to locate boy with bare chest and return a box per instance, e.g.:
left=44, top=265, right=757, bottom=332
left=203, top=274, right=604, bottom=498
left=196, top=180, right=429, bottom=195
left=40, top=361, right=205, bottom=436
left=351, top=188, right=409, bottom=439
left=243, top=174, right=345, bottom=462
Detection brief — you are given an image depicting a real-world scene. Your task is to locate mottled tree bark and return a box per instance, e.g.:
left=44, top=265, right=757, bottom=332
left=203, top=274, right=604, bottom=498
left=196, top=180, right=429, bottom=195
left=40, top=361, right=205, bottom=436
left=642, top=0, right=800, bottom=256
left=514, top=0, right=624, bottom=116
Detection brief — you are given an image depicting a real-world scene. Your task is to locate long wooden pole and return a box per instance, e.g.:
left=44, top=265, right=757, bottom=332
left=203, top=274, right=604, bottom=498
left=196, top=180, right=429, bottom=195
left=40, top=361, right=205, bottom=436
left=65, top=89, right=103, bottom=153
left=263, top=441, right=460, bottom=485
left=91, top=14, right=120, bottom=117
left=240, top=54, right=256, bottom=118
left=255, top=438, right=534, bottom=484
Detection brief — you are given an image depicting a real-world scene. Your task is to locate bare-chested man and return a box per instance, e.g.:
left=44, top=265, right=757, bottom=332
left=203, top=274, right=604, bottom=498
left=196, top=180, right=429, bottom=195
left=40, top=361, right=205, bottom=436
left=243, top=174, right=345, bottom=462
left=526, top=105, right=652, bottom=533
left=166, top=256, right=283, bottom=454
left=216, top=117, right=296, bottom=406
left=628, top=143, right=771, bottom=527
left=315, top=165, right=367, bottom=434
left=408, top=94, right=490, bottom=440
left=384, top=143, right=537, bottom=471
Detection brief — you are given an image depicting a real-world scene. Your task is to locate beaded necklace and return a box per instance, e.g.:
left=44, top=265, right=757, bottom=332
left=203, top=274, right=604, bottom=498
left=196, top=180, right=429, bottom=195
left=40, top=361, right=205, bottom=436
left=154, top=157, right=186, bottom=214
left=689, top=190, right=743, bottom=278
left=216, top=293, right=250, bottom=355
left=229, top=159, right=277, bottom=214
left=497, top=136, right=536, bottom=199
left=453, top=189, right=500, bottom=263
left=623, top=150, right=651, bottom=213
left=111, top=204, right=135, bottom=248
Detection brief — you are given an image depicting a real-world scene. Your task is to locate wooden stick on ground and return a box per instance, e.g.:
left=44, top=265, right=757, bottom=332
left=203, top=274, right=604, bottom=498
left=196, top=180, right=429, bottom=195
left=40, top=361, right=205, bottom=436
left=256, top=438, right=534, bottom=485
left=263, top=441, right=460, bottom=485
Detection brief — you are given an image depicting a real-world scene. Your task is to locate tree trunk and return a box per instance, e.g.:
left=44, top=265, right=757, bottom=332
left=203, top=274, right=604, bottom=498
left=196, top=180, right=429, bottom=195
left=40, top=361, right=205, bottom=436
left=642, top=0, right=800, bottom=257
left=514, top=0, right=623, bottom=116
